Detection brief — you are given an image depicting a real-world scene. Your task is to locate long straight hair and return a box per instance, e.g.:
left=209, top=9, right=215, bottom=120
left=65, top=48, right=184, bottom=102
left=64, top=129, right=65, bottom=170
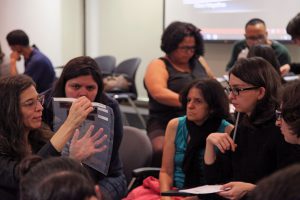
left=0, top=75, right=46, bottom=160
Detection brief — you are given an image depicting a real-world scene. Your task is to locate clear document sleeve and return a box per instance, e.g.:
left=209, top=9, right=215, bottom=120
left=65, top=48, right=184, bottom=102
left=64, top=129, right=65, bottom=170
left=52, top=97, right=114, bottom=175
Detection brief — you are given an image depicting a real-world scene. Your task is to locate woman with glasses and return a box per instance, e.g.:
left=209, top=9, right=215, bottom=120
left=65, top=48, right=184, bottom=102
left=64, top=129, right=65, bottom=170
left=204, top=57, right=300, bottom=200
left=0, top=75, right=104, bottom=200
left=144, top=21, right=214, bottom=167
left=42, top=56, right=127, bottom=200
left=276, top=80, right=300, bottom=144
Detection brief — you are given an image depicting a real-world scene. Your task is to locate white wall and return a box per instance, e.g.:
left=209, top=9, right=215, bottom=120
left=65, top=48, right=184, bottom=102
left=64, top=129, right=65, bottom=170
left=85, top=0, right=164, bottom=101
left=1, top=1, right=299, bottom=100
left=0, top=0, right=83, bottom=74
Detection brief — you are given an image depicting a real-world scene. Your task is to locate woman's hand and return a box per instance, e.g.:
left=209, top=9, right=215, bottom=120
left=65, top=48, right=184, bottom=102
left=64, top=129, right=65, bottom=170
left=65, top=96, right=94, bottom=129
left=218, top=182, right=256, bottom=200
left=206, top=133, right=237, bottom=153
left=183, top=196, right=199, bottom=200
left=69, top=125, right=108, bottom=161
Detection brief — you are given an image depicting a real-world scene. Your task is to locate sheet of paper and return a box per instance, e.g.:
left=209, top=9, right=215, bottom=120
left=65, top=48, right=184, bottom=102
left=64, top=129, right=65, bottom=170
left=179, top=185, right=223, bottom=194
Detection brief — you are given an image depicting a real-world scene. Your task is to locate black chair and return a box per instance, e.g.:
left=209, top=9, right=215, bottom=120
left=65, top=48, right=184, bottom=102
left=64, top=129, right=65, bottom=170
left=107, top=57, right=146, bottom=128
left=119, top=126, right=160, bottom=193
left=94, top=55, right=116, bottom=76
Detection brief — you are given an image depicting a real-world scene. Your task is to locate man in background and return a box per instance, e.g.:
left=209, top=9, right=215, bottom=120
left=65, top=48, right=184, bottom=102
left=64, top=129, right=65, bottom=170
left=280, top=13, right=300, bottom=75
left=6, top=29, right=56, bottom=93
left=226, top=18, right=291, bottom=72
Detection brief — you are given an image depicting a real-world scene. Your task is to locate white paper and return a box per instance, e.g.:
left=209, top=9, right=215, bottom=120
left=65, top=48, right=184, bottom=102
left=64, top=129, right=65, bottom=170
left=179, top=185, right=223, bottom=194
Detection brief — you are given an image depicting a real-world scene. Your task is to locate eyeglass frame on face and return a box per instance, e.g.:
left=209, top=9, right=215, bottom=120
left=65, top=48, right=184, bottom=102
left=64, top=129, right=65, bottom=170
left=275, top=109, right=282, bottom=121
left=225, top=86, right=260, bottom=96
left=244, top=34, right=265, bottom=41
left=177, top=45, right=196, bottom=53
left=20, top=94, right=45, bottom=109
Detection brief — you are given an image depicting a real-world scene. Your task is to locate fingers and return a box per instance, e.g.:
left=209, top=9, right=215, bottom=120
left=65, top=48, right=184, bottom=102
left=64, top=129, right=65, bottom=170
left=94, top=185, right=102, bottom=200
left=91, top=128, right=104, bottom=141
left=95, top=144, right=107, bottom=153
left=208, top=133, right=237, bottom=153
left=71, top=129, right=80, bottom=144
left=221, top=182, right=233, bottom=190
left=94, top=134, right=108, bottom=146
left=82, top=125, right=95, bottom=139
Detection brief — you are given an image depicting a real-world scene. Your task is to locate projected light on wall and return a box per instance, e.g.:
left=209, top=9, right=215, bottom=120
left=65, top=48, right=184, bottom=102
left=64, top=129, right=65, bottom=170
left=165, top=0, right=299, bottom=41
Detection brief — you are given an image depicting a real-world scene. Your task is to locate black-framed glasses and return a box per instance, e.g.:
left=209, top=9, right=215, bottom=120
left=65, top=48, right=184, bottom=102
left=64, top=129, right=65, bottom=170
left=225, top=86, right=260, bottom=96
left=275, top=109, right=282, bottom=121
left=177, top=45, right=196, bottom=53
left=21, top=95, right=45, bottom=109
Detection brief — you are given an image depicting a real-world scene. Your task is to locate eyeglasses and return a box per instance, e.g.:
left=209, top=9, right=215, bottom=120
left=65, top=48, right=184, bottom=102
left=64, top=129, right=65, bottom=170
left=225, top=86, right=260, bottom=96
left=275, top=109, right=282, bottom=121
left=177, top=45, right=196, bottom=53
left=245, top=35, right=265, bottom=41
left=21, top=95, right=45, bottom=109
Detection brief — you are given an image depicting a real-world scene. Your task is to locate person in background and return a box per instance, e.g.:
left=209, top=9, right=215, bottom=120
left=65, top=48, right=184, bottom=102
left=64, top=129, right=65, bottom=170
left=275, top=80, right=300, bottom=144
left=160, top=79, right=233, bottom=200
left=280, top=13, right=300, bottom=75
left=0, top=75, right=105, bottom=200
left=20, top=156, right=100, bottom=200
left=144, top=21, right=214, bottom=167
left=247, top=44, right=281, bottom=75
left=226, top=18, right=290, bottom=72
left=42, top=56, right=127, bottom=200
left=6, top=29, right=56, bottom=93
left=204, top=57, right=300, bottom=200
left=247, top=44, right=286, bottom=83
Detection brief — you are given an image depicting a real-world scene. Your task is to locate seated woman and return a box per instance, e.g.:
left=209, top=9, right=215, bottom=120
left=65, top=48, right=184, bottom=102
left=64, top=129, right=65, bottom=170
left=42, top=56, right=127, bottom=200
left=247, top=80, right=300, bottom=200
left=275, top=80, right=300, bottom=144
left=0, top=75, right=103, bottom=200
left=247, top=44, right=281, bottom=75
left=204, top=57, right=300, bottom=200
left=20, top=156, right=99, bottom=200
left=160, top=79, right=233, bottom=200
left=144, top=21, right=214, bottom=167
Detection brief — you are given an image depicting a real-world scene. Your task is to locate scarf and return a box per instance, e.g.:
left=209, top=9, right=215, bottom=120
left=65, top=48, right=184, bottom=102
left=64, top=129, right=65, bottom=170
left=183, top=116, right=222, bottom=188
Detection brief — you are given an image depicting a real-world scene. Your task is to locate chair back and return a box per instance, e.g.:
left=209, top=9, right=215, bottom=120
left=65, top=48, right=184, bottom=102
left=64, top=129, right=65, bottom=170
left=94, top=55, right=116, bottom=76
left=114, top=57, right=141, bottom=96
left=119, top=126, right=152, bottom=183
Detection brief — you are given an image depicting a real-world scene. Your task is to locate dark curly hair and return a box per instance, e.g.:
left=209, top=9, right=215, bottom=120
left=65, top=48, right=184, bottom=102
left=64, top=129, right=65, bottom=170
left=180, top=78, right=230, bottom=121
left=286, top=13, right=300, bottom=40
left=161, top=21, right=204, bottom=62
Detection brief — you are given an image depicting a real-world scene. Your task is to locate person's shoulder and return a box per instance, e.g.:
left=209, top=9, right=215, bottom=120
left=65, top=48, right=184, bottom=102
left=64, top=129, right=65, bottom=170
left=167, top=117, right=180, bottom=129
left=31, top=49, right=53, bottom=65
left=233, top=40, right=246, bottom=47
left=148, top=57, right=167, bottom=67
left=271, top=40, right=289, bottom=50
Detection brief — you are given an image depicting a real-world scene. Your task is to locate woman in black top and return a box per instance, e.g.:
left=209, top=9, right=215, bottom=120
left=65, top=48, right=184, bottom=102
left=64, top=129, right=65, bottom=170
left=0, top=75, right=101, bottom=200
left=204, top=57, right=300, bottom=200
left=144, top=21, right=214, bottom=166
